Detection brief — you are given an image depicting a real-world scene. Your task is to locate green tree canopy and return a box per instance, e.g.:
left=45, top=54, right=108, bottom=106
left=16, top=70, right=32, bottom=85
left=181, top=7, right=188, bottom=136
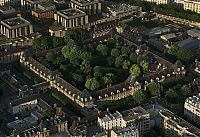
left=64, top=28, right=87, bottom=43
left=52, top=37, right=64, bottom=48
left=140, top=60, right=149, bottom=73
left=121, top=46, right=131, bottom=55
left=80, top=60, right=92, bottom=74
left=85, top=78, right=100, bottom=91
left=115, top=56, right=125, bottom=68
left=41, top=36, right=52, bottom=49
left=32, top=38, right=41, bottom=51
left=147, top=81, right=160, bottom=97
left=96, top=44, right=109, bottom=56
left=46, top=53, right=55, bottom=62
left=123, top=60, right=131, bottom=69
left=111, top=48, right=120, bottom=57
left=165, top=88, right=178, bottom=102
left=72, top=73, right=84, bottom=84
left=137, top=55, right=146, bottom=64
left=102, top=73, right=115, bottom=86
left=177, top=48, right=193, bottom=62
left=107, top=56, right=115, bottom=67
left=129, top=64, right=141, bottom=77
left=62, top=45, right=71, bottom=59
left=129, top=52, right=137, bottom=63
left=81, top=51, right=92, bottom=61
left=133, top=89, right=146, bottom=104
left=94, top=71, right=103, bottom=78
left=181, top=85, right=191, bottom=98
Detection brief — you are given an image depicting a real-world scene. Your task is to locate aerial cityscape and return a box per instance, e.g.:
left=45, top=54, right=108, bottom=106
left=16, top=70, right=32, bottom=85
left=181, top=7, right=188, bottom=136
left=0, top=0, right=200, bottom=136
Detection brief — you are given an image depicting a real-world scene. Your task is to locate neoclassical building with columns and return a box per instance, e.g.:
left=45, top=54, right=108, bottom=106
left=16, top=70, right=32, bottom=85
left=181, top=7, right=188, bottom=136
left=0, top=16, right=33, bottom=38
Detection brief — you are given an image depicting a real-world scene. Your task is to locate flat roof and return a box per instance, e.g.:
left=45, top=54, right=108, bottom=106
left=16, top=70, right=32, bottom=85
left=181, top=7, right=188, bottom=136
left=57, top=8, right=86, bottom=19
left=10, top=95, right=38, bottom=106
left=160, top=110, right=200, bottom=136
left=121, top=106, right=149, bottom=121
left=58, top=8, right=85, bottom=17
left=71, top=0, right=100, bottom=5
left=0, top=5, right=15, bottom=13
left=177, top=38, right=200, bottom=49
left=108, top=3, right=139, bottom=12
left=1, top=17, right=30, bottom=29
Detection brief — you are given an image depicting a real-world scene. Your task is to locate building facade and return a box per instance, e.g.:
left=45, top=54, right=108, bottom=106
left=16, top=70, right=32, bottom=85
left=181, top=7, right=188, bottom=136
left=184, top=93, right=200, bottom=123
left=184, top=0, right=200, bottom=14
left=32, top=2, right=56, bottom=22
left=0, top=16, right=33, bottom=38
left=20, top=0, right=47, bottom=11
left=98, top=111, right=126, bottom=130
left=143, top=0, right=172, bottom=4
left=98, top=107, right=150, bottom=137
left=70, top=0, right=102, bottom=15
left=0, top=0, right=18, bottom=6
left=54, top=8, right=88, bottom=29
left=159, top=109, right=200, bottom=137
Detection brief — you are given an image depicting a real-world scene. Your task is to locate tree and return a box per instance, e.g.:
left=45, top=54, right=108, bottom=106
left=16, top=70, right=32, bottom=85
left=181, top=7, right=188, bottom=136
left=168, top=46, right=178, bottom=55
left=96, top=44, right=109, bottom=56
left=102, top=73, right=115, bottom=86
left=181, top=85, right=191, bottom=98
left=60, top=64, right=66, bottom=72
left=85, top=78, right=100, bottom=91
left=147, top=81, right=160, bottom=97
left=94, top=71, right=103, bottom=78
left=46, top=53, right=55, bottom=62
left=80, top=60, right=92, bottom=74
left=32, top=38, right=41, bottom=51
left=62, top=45, right=71, bottom=59
left=137, top=55, right=146, bottom=64
left=129, top=52, right=137, bottom=63
left=41, top=36, right=52, bottom=49
left=72, top=73, right=84, bottom=84
left=69, top=48, right=80, bottom=60
left=129, top=64, right=141, bottom=77
left=115, top=56, right=125, bottom=68
left=81, top=51, right=92, bottom=61
left=107, top=56, right=115, bottom=67
left=177, top=48, right=193, bottom=62
left=70, top=58, right=81, bottom=66
left=52, top=37, right=64, bottom=48
left=165, top=88, right=177, bottom=102
left=133, top=90, right=146, bottom=104
left=64, top=28, right=87, bottom=43
left=111, top=48, right=120, bottom=57
left=123, top=60, right=131, bottom=69
left=121, top=46, right=131, bottom=55
left=140, top=60, right=149, bottom=73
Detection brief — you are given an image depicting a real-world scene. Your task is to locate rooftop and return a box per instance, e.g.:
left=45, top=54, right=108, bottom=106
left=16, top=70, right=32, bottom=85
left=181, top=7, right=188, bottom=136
left=0, top=5, right=15, bottom=14
left=36, top=2, right=56, bottom=12
left=100, top=111, right=122, bottom=122
left=71, top=0, right=100, bottom=5
left=121, top=106, right=149, bottom=122
left=108, top=3, right=139, bottom=12
left=1, top=17, right=30, bottom=29
left=176, top=38, right=200, bottom=49
left=185, top=93, right=200, bottom=108
left=57, top=8, right=86, bottom=18
left=10, top=94, right=38, bottom=107
left=160, top=109, right=200, bottom=136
